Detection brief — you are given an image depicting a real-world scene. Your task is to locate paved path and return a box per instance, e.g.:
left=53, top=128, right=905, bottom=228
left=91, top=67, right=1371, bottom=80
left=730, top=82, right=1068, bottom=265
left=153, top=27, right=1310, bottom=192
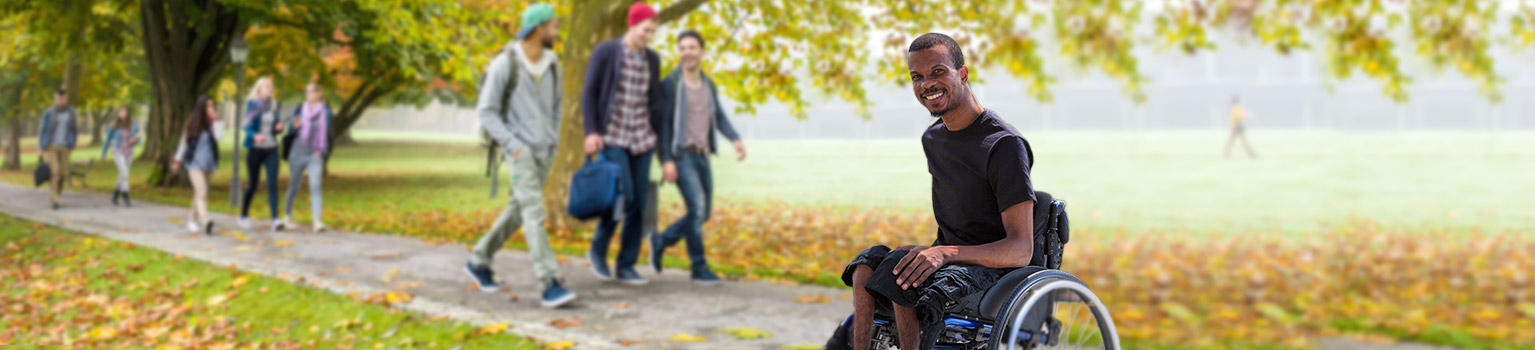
left=0, top=182, right=1460, bottom=350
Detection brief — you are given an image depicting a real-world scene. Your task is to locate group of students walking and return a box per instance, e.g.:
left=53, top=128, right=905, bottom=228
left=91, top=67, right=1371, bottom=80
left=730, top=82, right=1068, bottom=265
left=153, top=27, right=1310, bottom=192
left=462, top=2, right=747, bottom=309
left=165, top=79, right=332, bottom=236
left=33, top=79, right=330, bottom=238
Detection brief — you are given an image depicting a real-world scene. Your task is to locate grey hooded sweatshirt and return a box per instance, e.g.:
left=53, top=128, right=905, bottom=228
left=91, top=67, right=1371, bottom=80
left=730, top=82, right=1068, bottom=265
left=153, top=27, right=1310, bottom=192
left=476, top=41, right=562, bottom=157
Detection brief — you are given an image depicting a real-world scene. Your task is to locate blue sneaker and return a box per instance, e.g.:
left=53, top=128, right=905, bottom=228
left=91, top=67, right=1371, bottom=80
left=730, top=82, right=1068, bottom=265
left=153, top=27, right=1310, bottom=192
left=616, top=267, right=648, bottom=285
left=649, top=233, right=667, bottom=274
left=691, top=265, right=722, bottom=285
left=464, top=262, right=499, bottom=293
left=587, top=249, right=613, bottom=281
left=541, top=279, right=576, bottom=308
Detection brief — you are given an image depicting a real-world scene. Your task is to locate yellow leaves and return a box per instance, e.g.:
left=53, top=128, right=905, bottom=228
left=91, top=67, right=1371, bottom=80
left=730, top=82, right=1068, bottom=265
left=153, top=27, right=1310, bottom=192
left=476, top=322, right=510, bottom=336
left=667, top=333, right=707, bottom=342
left=794, top=295, right=830, bottom=304
left=541, top=341, right=575, bottom=350
left=228, top=276, right=250, bottom=288
left=273, top=240, right=293, bottom=248
left=384, top=291, right=413, bottom=304
left=718, top=327, right=771, bottom=340
left=86, top=326, right=118, bottom=340
left=205, top=293, right=230, bottom=307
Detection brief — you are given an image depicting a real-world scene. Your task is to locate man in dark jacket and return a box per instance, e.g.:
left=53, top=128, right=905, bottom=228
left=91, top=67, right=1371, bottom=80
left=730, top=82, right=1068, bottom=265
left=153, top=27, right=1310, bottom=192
left=37, top=89, right=78, bottom=210
left=649, top=29, right=746, bottom=285
left=581, top=1, right=668, bottom=285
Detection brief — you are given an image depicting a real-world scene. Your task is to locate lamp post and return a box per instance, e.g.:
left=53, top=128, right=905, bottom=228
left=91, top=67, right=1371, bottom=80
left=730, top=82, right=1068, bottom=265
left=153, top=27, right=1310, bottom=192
left=229, top=38, right=248, bottom=208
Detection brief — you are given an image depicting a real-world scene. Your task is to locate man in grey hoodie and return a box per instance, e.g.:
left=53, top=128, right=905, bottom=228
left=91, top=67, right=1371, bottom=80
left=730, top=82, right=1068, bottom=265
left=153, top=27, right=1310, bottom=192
left=463, top=3, right=575, bottom=309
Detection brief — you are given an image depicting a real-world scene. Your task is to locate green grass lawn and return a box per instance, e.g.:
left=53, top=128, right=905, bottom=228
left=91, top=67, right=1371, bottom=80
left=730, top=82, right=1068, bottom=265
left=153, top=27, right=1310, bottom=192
left=0, top=214, right=537, bottom=349
left=7, top=130, right=1527, bottom=236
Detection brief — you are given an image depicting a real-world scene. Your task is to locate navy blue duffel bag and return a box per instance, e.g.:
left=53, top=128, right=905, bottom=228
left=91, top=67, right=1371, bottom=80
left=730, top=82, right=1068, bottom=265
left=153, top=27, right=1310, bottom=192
left=567, top=154, right=624, bottom=220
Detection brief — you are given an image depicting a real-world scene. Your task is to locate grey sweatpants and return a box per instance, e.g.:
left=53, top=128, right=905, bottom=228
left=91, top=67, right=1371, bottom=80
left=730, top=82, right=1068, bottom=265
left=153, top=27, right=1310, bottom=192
left=283, top=152, right=323, bottom=221
left=471, top=149, right=559, bottom=286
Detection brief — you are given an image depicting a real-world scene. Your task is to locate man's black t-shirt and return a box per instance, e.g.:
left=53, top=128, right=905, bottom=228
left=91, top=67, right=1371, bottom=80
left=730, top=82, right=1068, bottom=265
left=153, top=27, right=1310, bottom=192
left=922, top=109, right=1035, bottom=247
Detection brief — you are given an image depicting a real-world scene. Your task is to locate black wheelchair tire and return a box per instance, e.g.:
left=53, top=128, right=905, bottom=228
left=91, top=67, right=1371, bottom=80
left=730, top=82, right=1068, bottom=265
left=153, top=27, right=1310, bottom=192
left=988, top=270, right=1120, bottom=350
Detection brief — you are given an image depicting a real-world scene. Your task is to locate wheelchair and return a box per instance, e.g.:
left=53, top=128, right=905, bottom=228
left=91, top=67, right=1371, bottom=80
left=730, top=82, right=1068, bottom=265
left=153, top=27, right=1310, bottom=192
left=827, top=196, right=1120, bottom=350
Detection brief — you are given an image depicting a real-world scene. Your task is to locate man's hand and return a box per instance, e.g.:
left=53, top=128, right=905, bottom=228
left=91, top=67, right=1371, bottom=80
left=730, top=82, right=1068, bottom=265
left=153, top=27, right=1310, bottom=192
left=894, top=246, right=954, bottom=290
left=662, top=161, right=677, bottom=183
left=584, top=134, right=604, bottom=155
left=511, top=148, right=523, bottom=161
left=733, top=140, right=747, bottom=161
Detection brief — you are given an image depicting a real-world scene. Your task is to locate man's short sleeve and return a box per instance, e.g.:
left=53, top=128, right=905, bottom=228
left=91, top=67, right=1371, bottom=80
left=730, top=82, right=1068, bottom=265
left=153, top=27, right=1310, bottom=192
left=987, top=135, right=1036, bottom=212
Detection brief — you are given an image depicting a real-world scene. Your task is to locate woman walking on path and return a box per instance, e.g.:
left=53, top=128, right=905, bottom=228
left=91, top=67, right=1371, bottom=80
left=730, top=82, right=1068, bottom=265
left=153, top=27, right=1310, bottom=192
left=172, top=95, right=221, bottom=236
left=239, top=77, right=286, bottom=230
left=283, top=83, right=329, bottom=233
left=99, top=106, right=139, bottom=207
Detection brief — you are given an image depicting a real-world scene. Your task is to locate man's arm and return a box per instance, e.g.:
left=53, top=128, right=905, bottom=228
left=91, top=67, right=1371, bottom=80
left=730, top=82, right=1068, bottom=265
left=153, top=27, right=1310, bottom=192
left=892, top=201, right=1033, bottom=289
left=476, top=54, right=523, bottom=154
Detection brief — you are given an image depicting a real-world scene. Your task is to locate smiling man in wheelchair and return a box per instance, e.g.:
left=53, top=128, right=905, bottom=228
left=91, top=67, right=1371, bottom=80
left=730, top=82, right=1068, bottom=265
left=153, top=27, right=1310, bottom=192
left=828, top=33, right=1117, bottom=350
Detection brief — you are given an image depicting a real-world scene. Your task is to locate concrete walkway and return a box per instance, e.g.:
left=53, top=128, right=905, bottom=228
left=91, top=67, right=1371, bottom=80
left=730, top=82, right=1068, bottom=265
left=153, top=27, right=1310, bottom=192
left=0, top=182, right=1460, bottom=350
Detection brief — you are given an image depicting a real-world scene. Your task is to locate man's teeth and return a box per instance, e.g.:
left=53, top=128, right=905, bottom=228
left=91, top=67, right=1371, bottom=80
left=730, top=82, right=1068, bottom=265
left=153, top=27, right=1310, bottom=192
left=925, top=91, right=944, bottom=100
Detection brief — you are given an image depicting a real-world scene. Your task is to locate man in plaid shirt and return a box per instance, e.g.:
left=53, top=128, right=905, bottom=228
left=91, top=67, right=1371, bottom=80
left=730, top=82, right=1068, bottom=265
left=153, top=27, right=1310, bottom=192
left=580, top=2, right=670, bottom=285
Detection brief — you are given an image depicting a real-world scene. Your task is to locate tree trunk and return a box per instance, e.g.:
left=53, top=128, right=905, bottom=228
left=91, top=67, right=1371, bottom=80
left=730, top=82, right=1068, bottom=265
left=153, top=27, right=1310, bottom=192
left=139, top=0, right=245, bottom=186
left=321, top=80, right=394, bottom=176
left=88, top=109, right=110, bottom=146
left=2, top=79, right=25, bottom=171
left=2, top=117, right=20, bottom=171
left=543, top=0, right=705, bottom=231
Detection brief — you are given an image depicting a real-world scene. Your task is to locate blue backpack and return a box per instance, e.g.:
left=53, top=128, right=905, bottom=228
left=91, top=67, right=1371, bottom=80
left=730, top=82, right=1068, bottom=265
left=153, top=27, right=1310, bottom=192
left=567, top=154, right=624, bottom=220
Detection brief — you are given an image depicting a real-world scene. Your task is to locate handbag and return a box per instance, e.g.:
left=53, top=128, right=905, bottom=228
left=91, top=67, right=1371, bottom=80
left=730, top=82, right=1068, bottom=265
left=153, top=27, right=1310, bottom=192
left=641, top=180, right=659, bottom=236
left=33, top=160, right=51, bottom=187
left=567, top=154, right=624, bottom=220
left=280, top=130, right=297, bottom=160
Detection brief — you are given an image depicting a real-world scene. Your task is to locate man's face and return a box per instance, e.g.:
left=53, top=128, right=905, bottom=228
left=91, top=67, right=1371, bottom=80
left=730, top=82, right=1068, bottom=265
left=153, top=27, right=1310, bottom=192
left=539, top=19, right=560, bottom=48
left=678, top=37, right=702, bottom=71
left=629, top=19, right=658, bottom=47
left=54, top=93, right=67, bottom=108
left=907, top=47, right=966, bottom=117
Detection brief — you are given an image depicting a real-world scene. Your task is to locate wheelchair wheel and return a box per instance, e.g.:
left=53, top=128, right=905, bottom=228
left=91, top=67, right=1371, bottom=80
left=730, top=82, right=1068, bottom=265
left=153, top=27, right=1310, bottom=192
left=989, top=271, right=1119, bottom=350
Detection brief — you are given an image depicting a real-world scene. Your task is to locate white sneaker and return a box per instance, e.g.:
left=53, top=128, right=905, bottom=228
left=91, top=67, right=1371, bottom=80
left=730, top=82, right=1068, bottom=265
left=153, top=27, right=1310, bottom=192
left=313, top=222, right=327, bottom=233
left=238, top=217, right=253, bottom=229
left=271, top=219, right=285, bottom=231
left=186, top=221, right=199, bottom=233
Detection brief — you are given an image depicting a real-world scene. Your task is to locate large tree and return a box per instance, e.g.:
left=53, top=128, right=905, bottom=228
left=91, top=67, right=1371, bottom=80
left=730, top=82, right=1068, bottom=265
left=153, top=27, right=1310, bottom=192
left=137, top=0, right=247, bottom=186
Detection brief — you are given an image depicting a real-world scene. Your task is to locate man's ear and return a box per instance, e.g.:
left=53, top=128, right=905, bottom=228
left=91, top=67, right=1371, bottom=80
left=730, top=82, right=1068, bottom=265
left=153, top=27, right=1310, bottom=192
left=960, top=66, right=969, bottom=83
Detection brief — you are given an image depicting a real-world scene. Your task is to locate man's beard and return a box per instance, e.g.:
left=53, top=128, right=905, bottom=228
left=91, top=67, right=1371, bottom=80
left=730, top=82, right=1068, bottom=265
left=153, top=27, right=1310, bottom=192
left=542, top=37, right=555, bottom=49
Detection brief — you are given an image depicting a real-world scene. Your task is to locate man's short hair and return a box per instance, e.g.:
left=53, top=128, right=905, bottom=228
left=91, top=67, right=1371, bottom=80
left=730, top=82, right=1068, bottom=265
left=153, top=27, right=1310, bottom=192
left=908, top=33, right=965, bottom=68
left=55, top=88, right=66, bottom=96
left=677, top=29, right=704, bottom=50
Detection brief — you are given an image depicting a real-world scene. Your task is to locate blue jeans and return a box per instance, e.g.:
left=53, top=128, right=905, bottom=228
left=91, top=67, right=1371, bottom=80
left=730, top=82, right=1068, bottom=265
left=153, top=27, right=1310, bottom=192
left=590, top=146, right=653, bottom=270
left=240, top=148, right=280, bottom=219
left=659, top=151, right=712, bottom=267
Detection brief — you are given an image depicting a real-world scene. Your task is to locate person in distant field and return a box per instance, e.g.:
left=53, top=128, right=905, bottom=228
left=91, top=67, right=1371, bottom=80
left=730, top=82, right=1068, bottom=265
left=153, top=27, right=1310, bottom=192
left=100, top=106, right=139, bottom=207
left=581, top=1, right=667, bottom=286
left=37, top=88, right=79, bottom=210
left=1225, top=95, right=1257, bottom=158
left=462, top=3, right=576, bottom=308
left=649, top=29, right=747, bottom=285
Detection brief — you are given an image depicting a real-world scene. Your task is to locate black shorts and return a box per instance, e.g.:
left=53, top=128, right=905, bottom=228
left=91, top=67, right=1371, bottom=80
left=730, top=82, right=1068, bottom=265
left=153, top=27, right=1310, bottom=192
left=841, top=245, right=1012, bottom=347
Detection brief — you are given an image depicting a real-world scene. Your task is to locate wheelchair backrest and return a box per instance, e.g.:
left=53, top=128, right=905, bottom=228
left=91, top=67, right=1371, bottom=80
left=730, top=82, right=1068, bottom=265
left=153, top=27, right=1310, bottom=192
left=1031, top=191, right=1070, bottom=269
